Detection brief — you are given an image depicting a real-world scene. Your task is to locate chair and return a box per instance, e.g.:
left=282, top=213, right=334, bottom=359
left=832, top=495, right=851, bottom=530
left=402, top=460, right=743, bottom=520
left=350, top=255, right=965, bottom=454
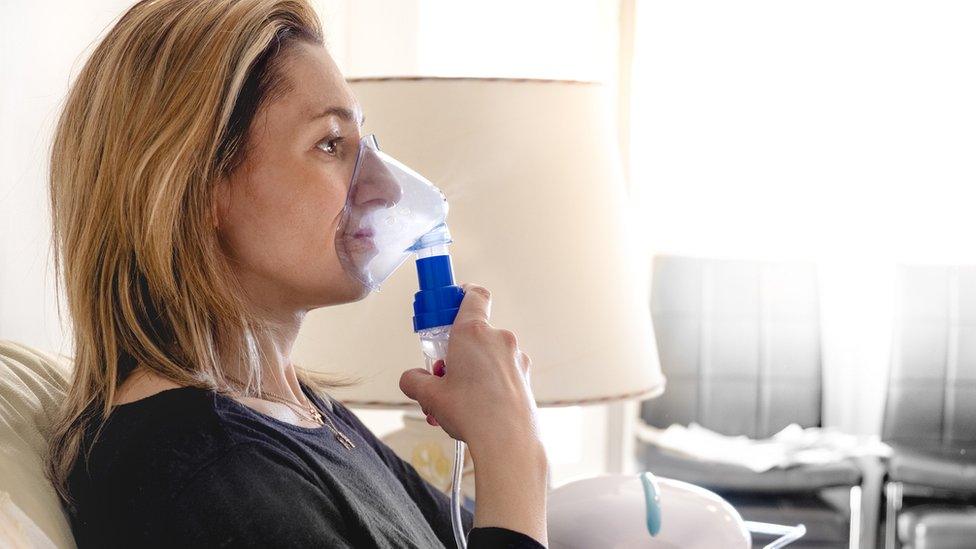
left=882, top=265, right=976, bottom=549
left=0, top=340, right=74, bottom=547
left=639, top=255, right=863, bottom=548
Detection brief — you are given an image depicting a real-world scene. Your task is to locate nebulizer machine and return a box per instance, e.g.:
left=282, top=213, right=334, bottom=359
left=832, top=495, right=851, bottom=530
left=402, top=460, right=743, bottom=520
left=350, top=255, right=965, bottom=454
left=335, top=133, right=469, bottom=548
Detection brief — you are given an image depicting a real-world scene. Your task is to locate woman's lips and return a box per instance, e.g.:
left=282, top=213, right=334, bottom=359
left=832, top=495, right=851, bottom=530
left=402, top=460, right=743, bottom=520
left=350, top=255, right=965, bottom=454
left=343, top=230, right=377, bottom=256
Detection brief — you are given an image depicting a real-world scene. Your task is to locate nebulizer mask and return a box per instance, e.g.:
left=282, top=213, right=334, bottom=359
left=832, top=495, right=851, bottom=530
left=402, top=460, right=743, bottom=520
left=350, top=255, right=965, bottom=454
left=336, top=134, right=469, bottom=548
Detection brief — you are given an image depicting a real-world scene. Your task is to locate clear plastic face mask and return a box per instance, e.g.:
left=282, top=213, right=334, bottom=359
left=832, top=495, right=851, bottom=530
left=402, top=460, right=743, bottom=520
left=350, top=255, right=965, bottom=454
left=335, top=134, right=449, bottom=291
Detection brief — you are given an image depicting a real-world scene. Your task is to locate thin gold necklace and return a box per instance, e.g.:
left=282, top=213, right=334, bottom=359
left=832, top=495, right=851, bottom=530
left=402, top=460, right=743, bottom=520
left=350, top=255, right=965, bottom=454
left=224, top=375, right=356, bottom=450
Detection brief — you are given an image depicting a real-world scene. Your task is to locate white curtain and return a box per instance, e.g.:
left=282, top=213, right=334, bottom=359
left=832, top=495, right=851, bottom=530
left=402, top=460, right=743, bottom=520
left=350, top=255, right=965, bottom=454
left=628, top=0, right=976, bottom=435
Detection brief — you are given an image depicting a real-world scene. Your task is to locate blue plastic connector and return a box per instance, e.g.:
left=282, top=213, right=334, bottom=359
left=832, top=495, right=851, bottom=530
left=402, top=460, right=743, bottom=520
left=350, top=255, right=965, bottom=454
left=412, top=254, right=463, bottom=332
left=411, top=224, right=463, bottom=332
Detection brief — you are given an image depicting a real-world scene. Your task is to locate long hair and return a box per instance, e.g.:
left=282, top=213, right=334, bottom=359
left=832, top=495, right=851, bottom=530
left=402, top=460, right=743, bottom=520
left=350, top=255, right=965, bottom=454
left=47, top=0, right=354, bottom=506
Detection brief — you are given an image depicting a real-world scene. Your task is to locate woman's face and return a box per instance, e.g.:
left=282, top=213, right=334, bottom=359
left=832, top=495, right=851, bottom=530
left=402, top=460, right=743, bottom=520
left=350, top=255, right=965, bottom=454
left=216, top=42, right=397, bottom=313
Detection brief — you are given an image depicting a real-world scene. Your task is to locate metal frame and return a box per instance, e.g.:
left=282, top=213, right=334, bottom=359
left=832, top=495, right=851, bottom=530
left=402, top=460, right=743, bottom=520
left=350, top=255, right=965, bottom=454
left=745, top=521, right=806, bottom=548
left=884, top=481, right=903, bottom=549
left=849, top=485, right=863, bottom=549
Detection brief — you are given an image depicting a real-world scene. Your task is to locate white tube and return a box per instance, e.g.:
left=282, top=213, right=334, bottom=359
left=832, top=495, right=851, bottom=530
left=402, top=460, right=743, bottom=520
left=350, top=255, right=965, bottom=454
left=418, top=325, right=467, bottom=548
left=450, top=440, right=467, bottom=549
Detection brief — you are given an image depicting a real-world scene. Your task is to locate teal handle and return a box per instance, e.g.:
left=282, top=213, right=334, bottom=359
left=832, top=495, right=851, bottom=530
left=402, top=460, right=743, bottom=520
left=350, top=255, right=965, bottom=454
left=640, top=472, right=662, bottom=537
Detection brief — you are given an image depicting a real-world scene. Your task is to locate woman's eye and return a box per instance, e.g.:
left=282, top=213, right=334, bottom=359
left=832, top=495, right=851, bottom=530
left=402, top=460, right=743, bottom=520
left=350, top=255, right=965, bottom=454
left=317, top=137, right=342, bottom=156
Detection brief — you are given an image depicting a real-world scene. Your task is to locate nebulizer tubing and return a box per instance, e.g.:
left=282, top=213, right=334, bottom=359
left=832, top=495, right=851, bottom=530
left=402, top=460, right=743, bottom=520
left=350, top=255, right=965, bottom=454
left=336, top=133, right=468, bottom=547
left=410, top=225, right=468, bottom=549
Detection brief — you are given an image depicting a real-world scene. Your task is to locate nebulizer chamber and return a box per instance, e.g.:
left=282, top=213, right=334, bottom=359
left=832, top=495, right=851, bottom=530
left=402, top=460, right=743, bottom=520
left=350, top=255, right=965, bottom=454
left=411, top=225, right=467, bottom=549
left=336, top=134, right=469, bottom=549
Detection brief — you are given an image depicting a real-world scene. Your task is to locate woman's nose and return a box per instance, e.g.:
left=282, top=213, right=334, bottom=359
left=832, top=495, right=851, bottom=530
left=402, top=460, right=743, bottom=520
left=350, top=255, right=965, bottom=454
left=352, top=150, right=403, bottom=209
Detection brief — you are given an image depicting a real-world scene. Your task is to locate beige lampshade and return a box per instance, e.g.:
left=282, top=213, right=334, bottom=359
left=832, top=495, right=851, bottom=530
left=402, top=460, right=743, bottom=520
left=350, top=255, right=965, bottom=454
left=293, top=77, right=663, bottom=408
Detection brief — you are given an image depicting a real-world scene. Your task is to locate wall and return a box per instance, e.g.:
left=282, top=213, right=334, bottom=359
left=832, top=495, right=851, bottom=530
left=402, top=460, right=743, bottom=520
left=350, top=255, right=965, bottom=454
left=1, top=1, right=137, bottom=355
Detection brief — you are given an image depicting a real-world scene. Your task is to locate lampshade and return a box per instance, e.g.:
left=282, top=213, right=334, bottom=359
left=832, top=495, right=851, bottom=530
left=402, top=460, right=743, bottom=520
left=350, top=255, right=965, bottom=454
left=293, top=77, right=663, bottom=408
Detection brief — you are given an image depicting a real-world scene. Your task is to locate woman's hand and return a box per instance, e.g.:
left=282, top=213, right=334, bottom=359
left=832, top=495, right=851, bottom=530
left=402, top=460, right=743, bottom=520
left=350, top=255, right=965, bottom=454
left=398, top=283, right=542, bottom=456
left=399, top=283, right=549, bottom=546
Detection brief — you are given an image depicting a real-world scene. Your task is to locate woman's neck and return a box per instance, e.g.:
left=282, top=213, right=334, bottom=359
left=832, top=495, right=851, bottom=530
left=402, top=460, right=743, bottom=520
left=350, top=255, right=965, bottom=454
left=220, top=307, right=307, bottom=403
left=113, top=306, right=314, bottom=422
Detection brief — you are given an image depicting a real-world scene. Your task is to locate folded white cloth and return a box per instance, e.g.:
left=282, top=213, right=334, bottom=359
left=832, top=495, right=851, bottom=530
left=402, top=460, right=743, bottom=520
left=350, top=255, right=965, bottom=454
left=636, top=422, right=892, bottom=473
left=0, top=491, right=58, bottom=549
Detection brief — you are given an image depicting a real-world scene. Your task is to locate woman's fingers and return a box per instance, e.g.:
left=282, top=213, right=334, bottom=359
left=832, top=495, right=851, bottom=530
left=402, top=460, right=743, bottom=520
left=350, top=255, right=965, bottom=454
left=454, top=283, right=492, bottom=328
left=401, top=367, right=445, bottom=427
left=399, top=368, right=441, bottom=408
left=406, top=283, right=536, bottom=436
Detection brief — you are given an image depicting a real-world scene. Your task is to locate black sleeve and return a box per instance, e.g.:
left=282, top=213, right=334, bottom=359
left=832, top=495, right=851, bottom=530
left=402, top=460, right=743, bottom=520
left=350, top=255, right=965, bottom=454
left=468, top=527, right=548, bottom=548
left=334, top=403, right=546, bottom=549
left=156, top=442, right=358, bottom=548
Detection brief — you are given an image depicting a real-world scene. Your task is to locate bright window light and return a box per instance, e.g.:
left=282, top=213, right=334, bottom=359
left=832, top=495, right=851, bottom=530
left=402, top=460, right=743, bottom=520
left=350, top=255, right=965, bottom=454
left=630, top=1, right=976, bottom=264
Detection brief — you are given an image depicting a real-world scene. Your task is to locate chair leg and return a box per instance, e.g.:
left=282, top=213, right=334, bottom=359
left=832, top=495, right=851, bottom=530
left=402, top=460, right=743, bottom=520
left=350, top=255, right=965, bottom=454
left=848, top=485, right=862, bottom=549
left=884, top=481, right=903, bottom=549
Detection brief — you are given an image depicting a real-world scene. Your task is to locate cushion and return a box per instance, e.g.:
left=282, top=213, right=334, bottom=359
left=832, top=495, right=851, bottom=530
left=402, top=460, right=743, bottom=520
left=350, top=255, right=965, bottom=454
left=0, top=340, right=76, bottom=548
left=888, top=447, right=976, bottom=493
left=639, top=443, right=862, bottom=494
left=0, top=490, right=58, bottom=548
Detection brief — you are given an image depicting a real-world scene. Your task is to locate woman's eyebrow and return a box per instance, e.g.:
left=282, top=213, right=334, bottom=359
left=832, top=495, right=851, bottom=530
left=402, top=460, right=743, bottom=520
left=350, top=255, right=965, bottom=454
left=309, top=105, right=365, bottom=127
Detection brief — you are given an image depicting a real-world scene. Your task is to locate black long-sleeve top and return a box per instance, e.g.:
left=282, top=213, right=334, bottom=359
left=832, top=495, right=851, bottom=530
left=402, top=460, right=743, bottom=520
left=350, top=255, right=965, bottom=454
left=66, top=382, right=546, bottom=548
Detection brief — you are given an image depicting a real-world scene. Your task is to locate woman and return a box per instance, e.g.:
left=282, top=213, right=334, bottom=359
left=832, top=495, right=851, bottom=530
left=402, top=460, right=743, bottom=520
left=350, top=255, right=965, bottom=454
left=45, top=0, right=548, bottom=547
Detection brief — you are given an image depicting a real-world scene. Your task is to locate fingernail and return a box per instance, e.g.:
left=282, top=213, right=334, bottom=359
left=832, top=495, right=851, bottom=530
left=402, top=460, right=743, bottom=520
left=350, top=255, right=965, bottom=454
left=433, top=360, right=445, bottom=377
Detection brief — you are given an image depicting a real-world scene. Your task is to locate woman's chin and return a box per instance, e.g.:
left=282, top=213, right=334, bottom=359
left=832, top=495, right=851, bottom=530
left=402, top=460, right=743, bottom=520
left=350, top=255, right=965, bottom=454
left=302, top=274, right=371, bottom=310
left=333, top=273, right=372, bottom=303
left=346, top=280, right=372, bottom=302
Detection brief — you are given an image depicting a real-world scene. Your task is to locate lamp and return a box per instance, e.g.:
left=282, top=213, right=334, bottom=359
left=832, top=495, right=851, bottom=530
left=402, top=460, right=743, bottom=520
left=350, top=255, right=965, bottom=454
left=293, top=77, right=664, bottom=498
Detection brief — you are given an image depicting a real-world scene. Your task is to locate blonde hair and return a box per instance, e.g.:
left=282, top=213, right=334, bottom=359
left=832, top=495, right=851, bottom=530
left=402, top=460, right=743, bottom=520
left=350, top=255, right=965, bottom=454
left=47, top=0, right=353, bottom=506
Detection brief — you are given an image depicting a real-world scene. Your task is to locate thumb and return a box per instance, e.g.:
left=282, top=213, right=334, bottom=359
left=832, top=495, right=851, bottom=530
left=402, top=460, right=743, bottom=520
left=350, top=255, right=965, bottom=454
left=399, top=368, right=442, bottom=407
